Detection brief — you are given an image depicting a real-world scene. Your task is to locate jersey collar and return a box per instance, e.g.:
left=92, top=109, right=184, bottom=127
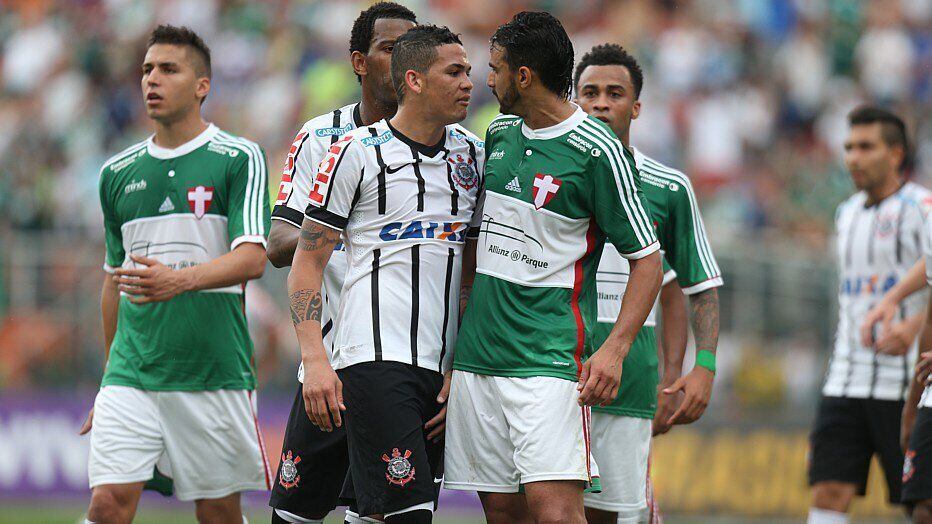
left=147, top=123, right=219, bottom=160
left=520, top=103, right=588, bottom=140
left=629, top=145, right=646, bottom=170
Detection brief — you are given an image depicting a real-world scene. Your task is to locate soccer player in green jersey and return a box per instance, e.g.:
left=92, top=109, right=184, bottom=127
left=81, top=25, right=271, bottom=524
left=574, top=44, right=723, bottom=524
left=444, top=12, right=662, bottom=524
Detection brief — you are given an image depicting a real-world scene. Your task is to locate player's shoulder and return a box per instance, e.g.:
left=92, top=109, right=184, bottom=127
left=636, top=150, right=695, bottom=197
left=209, top=127, right=265, bottom=169
left=486, top=113, right=522, bottom=138
left=447, top=123, right=485, bottom=151
left=898, top=181, right=932, bottom=218
left=836, top=191, right=867, bottom=220
left=100, top=138, right=149, bottom=179
left=299, top=103, right=359, bottom=140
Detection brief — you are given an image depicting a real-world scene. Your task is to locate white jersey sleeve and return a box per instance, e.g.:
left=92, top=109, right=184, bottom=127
left=304, top=134, right=367, bottom=230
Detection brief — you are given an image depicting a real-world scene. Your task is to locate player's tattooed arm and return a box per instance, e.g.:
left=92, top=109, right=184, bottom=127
left=266, top=221, right=302, bottom=268
left=689, top=288, right=720, bottom=354
left=297, top=222, right=341, bottom=252
left=290, top=289, right=323, bottom=325
left=458, top=239, right=479, bottom=324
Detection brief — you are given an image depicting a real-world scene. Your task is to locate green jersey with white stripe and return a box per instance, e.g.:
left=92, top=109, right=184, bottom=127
left=454, top=107, right=659, bottom=382
left=98, top=124, right=270, bottom=391
left=591, top=147, right=722, bottom=417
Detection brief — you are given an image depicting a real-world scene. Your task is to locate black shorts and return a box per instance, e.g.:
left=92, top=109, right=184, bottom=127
left=268, top=382, right=349, bottom=517
left=903, top=407, right=932, bottom=504
left=808, top=395, right=905, bottom=504
left=337, top=361, right=444, bottom=517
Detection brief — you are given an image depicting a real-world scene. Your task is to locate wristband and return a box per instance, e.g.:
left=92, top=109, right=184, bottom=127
left=695, top=350, right=716, bottom=373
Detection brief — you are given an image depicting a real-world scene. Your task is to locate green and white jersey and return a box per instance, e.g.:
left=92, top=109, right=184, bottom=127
left=455, top=106, right=659, bottom=382
left=591, top=147, right=722, bottom=418
left=98, top=124, right=270, bottom=391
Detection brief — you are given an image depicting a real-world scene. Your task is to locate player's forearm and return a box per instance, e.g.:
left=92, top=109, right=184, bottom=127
left=289, top=221, right=341, bottom=364
left=604, top=251, right=663, bottom=354
left=885, top=258, right=927, bottom=306
left=267, top=221, right=301, bottom=268
left=689, top=288, right=720, bottom=356
left=459, top=239, right=478, bottom=322
left=659, top=281, right=688, bottom=382
left=100, top=274, right=120, bottom=364
left=179, top=242, right=267, bottom=292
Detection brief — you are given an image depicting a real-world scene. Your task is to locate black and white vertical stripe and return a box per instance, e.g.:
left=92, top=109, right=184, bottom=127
left=823, top=182, right=930, bottom=401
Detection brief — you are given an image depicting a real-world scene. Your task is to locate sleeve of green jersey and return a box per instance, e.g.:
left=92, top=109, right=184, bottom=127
left=226, top=144, right=271, bottom=250
left=99, top=167, right=124, bottom=273
left=588, top=141, right=659, bottom=259
left=661, top=174, right=723, bottom=295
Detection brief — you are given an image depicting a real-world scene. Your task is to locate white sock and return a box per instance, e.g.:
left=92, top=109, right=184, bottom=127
left=242, top=514, right=249, bottom=524
left=274, top=508, right=323, bottom=523
left=85, top=520, right=97, bottom=524
left=344, top=509, right=381, bottom=523
left=807, top=508, right=850, bottom=524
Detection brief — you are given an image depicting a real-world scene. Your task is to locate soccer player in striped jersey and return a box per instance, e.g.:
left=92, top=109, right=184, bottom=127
left=288, top=25, right=481, bottom=523
left=573, top=43, right=723, bottom=524
left=265, top=4, right=417, bottom=523
left=807, top=107, right=928, bottom=524
left=82, top=25, right=271, bottom=524
left=444, top=13, right=662, bottom=524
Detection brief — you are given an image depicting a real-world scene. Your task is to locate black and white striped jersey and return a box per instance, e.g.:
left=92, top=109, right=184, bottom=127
left=304, top=119, right=484, bottom=373
left=823, top=181, right=930, bottom=400
left=920, top=204, right=932, bottom=407
left=272, top=103, right=362, bottom=382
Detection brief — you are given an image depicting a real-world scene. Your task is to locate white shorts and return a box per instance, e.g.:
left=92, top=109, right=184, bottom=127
left=583, top=412, right=651, bottom=521
left=444, top=370, right=598, bottom=492
left=88, top=385, right=272, bottom=501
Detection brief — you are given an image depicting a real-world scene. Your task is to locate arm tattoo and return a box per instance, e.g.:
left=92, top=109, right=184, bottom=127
left=297, top=220, right=342, bottom=252
left=458, top=284, right=473, bottom=324
left=290, top=289, right=323, bottom=325
left=689, top=288, right=720, bottom=352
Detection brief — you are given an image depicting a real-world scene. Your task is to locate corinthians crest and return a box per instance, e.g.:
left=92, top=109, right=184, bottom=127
left=279, top=450, right=301, bottom=489
left=447, top=154, right=478, bottom=190
left=382, top=448, right=415, bottom=486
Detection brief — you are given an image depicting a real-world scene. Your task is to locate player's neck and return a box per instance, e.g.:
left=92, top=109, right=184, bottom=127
left=519, top=95, right=575, bottom=130
left=389, top=105, right=446, bottom=147
left=865, top=175, right=903, bottom=206
left=152, top=111, right=209, bottom=150
left=358, top=90, right=395, bottom=126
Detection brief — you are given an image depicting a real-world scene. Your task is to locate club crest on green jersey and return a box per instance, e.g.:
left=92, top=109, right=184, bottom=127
left=187, top=185, right=214, bottom=218
left=532, top=173, right=562, bottom=210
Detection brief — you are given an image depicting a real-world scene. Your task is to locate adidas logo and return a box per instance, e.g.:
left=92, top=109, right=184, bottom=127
left=504, top=177, right=522, bottom=193
left=158, top=196, right=175, bottom=213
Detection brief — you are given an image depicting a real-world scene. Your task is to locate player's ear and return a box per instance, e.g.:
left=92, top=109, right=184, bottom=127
left=516, top=66, right=532, bottom=90
left=631, top=99, right=641, bottom=120
left=404, top=69, right=422, bottom=96
left=196, top=77, right=210, bottom=104
left=351, top=51, right=368, bottom=79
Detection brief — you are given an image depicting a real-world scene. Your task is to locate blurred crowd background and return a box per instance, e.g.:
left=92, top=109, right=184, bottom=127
left=0, top=0, right=930, bottom=518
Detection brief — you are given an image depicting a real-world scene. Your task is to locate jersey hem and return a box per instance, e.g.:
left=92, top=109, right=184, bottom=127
left=620, top=241, right=660, bottom=260
left=681, top=275, right=723, bottom=295
left=100, top=378, right=256, bottom=391
left=451, top=363, right=577, bottom=382
left=591, top=406, right=654, bottom=418
left=231, top=234, right=267, bottom=250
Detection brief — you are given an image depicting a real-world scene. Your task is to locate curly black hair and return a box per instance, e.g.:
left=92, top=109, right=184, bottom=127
left=574, top=43, right=644, bottom=99
left=349, top=2, right=417, bottom=83
left=490, top=11, right=574, bottom=100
